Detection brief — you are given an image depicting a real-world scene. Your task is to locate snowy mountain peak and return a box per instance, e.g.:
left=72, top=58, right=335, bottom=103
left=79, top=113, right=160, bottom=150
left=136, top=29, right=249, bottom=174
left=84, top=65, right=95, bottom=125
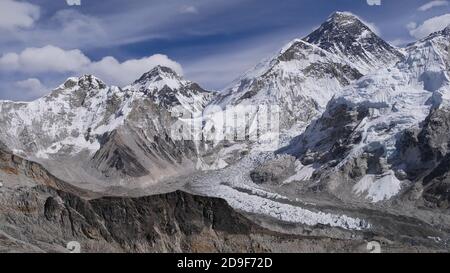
left=304, top=11, right=403, bottom=73
left=279, top=16, right=450, bottom=204
left=133, top=65, right=181, bottom=85
left=310, top=11, right=374, bottom=41
left=328, top=11, right=361, bottom=24
left=127, top=66, right=214, bottom=116
left=129, top=65, right=188, bottom=93
left=61, top=74, right=107, bottom=91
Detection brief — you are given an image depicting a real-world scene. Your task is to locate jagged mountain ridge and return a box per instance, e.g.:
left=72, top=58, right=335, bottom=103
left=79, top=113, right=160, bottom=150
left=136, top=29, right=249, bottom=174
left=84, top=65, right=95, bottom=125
left=129, top=66, right=215, bottom=116
left=275, top=25, right=450, bottom=205
left=0, top=12, right=405, bottom=185
left=208, top=12, right=403, bottom=134
left=210, top=39, right=364, bottom=127
left=0, top=66, right=214, bottom=187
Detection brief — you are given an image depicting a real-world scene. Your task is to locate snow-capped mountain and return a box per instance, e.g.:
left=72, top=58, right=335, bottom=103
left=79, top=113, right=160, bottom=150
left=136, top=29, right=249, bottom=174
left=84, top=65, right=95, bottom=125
left=209, top=12, right=403, bottom=132
left=0, top=67, right=214, bottom=188
left=304, top=12, right=404, bottom=73
left=277, top=25, right=450, bottom=205
left=2, top=12, right=450, bottom=252
left=128, top=65, right=215, bottom=116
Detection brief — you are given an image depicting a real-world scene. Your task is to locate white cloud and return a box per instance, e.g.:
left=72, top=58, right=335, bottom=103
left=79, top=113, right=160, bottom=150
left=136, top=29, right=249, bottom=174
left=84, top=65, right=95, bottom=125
left=0, top=0, right=40, bottom=30
left=406, top=22, right=417, bottom=30
left=66, top=0, right=81, bottom=6
left=15, top=78, right=47, bottom=97
left=48, top=10, right=107, bottom=47
left=87, top=54, right=184, bottom=86
left=0, top=45, right=91, bottom=73
left=408, top=13, right=450, bottom=39
left=0, top=9, right=107, bottom=52
left=179, top=5, right=199, bottom=14
left=366, top=0, right=381, bottom=6
left=0, top=45, right=183, bottom=87
left=418, top=1, right=448, bottom=11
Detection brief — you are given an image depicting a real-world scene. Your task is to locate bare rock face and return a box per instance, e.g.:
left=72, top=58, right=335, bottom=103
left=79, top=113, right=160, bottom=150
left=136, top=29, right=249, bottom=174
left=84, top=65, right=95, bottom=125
left=2, top=185, right=380, bottom=253
left=0, top=147, right=372, bottom=253
left=281, top=99, right=370, bottom=166
left=92, top=130, right=151, bottom=178
left=3, top=147, right=446, bottom=253
left=396, top=108, right=450, bottom=172
left=250, top=156, right=296, bottom=185
left=36, top=189, right=261, bottom=253
left=394, top=107, right=450, bottom=209
left=423, top=158, right=450, bottom=209
left=0, top=147, right=94, bottom=196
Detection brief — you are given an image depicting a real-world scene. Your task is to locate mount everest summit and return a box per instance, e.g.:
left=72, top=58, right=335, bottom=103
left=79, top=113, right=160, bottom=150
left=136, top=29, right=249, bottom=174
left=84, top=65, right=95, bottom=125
left=1, top=12, right=450, bottom=252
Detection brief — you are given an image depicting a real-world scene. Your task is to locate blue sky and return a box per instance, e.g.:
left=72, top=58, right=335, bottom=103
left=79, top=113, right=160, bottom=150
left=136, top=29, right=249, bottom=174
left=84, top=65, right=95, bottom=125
left=0, top=0, right=449, bottom=100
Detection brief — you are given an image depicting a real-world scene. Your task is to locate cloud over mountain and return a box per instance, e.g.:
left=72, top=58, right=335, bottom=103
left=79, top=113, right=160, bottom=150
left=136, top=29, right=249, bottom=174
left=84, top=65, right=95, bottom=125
left=0, top=45, right=183, bottom=87
left=408, top=13, right=450, bottom=38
